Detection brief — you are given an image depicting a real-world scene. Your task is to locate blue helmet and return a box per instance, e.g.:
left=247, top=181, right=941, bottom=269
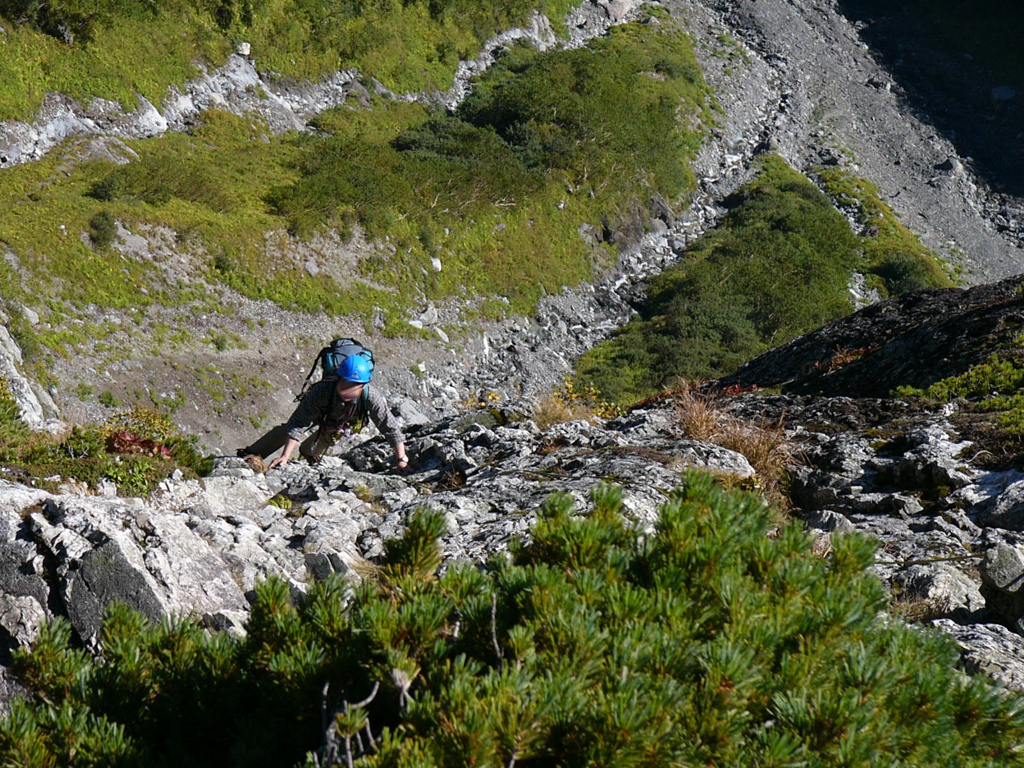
left=337, top=354, right=372, bottom=383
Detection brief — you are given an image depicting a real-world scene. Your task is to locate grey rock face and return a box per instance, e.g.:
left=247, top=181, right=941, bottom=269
left=973, top=480, right=1024, bottom=531
left=730, top=393, right=1022, bottom=678
left=893, top=564, right=986, bottom=622
left=0, top=325, right=62, bottom=434
left=721, top=278, right=1024, bottom=397
left=978, top=530, right=1024, bottom=633
left=2, top=386, right=1024, bottom=698
left=0, top=404, right=761, bottom=658
left=66, top=542, right=166, bottom=646
left=934, top=620, right=1024, bottom=692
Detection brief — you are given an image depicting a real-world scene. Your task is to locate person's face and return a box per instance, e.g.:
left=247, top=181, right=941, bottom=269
left=336, top=380, right=364, bottom=401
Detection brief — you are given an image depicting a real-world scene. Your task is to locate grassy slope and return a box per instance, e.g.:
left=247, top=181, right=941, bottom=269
left=0, top=0, right=579, bottom=120
left=575, top=155, right=953, bottom=403
left=0, top=3, right=712, bottom=454
left=0, top=9, right=711, bottom=359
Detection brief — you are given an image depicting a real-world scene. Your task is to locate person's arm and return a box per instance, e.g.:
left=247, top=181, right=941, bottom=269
left=268, top=382, right=330, bottom=470
left=394, top=442, right=408, bottom=472
left=365, top=388, right=409, bottom=470
left=268, top=437, right=300, bottom=469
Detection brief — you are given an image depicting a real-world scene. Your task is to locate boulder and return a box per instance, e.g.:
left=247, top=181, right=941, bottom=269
left=890, top=425, right=974, bottom=489
left=934, top=620, right=1024, bottom=691
left=978, top=531, right=1024, bottom=632
left=973, top=479, right=1024, bottom=530
left=65, top=541, right=166, bottom=645
left=892, top=563, right=986, bottom=621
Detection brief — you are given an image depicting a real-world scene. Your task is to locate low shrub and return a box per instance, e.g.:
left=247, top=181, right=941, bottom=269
left=269, top=18, right=709, bottom=314
left=895, top=352, right=1024, bottom=404
left=896, top=349, right=1024, bottom=442
left=88, top=210, right=117, bottom=248
left=4, top=475, right=1024, bottom=766
left=0, top=406, right=210, bottom=495
left=875, top=250, right=941, bottom=294
left=577, top=155, right=861, bottom=402
left=817, top=167, right=954, bottom=296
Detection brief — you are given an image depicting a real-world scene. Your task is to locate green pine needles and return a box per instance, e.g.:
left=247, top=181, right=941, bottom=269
left=3, top=473, right=1024, bottom=767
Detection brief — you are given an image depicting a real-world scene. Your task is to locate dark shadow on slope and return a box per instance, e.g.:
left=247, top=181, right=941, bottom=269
left=836, top=0, right=1024, bottom=196
left=716, top=276, right=1024, bottom=398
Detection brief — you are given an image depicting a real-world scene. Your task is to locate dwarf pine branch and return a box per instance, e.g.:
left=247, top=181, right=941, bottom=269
left=3, top=472, right=1024, bottom=767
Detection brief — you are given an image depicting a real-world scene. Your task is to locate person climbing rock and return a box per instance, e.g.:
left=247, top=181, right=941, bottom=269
left=238, top=354, right=409, bottom=472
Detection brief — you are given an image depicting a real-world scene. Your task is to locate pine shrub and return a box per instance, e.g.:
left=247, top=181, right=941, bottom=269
left=88, top=210, right=117, bottom=249
left=3, top=473, right=1024, bottom=766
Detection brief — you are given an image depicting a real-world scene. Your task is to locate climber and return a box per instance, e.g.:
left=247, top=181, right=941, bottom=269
left=238, top=354, right=409, bottom=472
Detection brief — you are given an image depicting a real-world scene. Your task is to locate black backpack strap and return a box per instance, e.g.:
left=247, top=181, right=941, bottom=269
left=359, top=385, right=370, bottom=419
left=319, top=379, right=338, bottom=431
left=350, top=385, right=371, bottom=434
left=296, top=348, right=329, bottom=402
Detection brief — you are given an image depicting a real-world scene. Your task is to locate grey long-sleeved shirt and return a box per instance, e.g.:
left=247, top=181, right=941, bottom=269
left=285, top=381, right=405, bottom=448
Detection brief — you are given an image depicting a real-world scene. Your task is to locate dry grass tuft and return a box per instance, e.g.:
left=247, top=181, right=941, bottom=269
left=243, top=454, right=266, bottom=474
left=532, top=396, right=600, bottom=431
left=889, top=593, right=954, bottom=623
left=353, top=484, right=376, bottom=503
left=672, top=383, right=800, bottom=507
left=673, top=387, right=722, bottom=441
left=717, top=416, right=799, bottom=503
left=532, top=377, right=620, bottom=430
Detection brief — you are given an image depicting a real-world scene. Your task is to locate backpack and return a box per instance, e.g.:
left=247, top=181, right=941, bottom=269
left=296, top=337, right=375, bottom=402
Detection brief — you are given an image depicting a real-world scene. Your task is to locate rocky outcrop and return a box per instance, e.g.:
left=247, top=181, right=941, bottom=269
left=717, top=389, right=1024, bottom=689
left=0, top=405, right=756, bottom=655
left=7, top=377, right=1024, bottom=698
left=719, top=276, right=1024, bottom=397
left=0, top=320, right=61, bottom=435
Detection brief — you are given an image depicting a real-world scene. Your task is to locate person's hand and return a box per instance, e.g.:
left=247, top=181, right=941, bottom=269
left=268, top=455, right=288, bottom=470
left=396, top=455, right=410, bottom=474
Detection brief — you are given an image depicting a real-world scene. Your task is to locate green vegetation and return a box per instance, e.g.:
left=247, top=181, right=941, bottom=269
left=272, top=22, right=708, bottom=313
left=0, top=17, right=709, bottom=334
left=4, top=474, right=1024, bottom=766
left=98, top=390, right=120, bottom=408
left=88, top=210, right=117, bottom=249
left=817, top=167, right=954, bottom=296
left=896, top=344, right=1024, bottom=436
left=0, top=382, right=209, bottom=495
left=0, top=0, right=579, bottom=121
left=575, top=156, right=956, bottom=404
left=577, top=155, right=862, bottom=402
